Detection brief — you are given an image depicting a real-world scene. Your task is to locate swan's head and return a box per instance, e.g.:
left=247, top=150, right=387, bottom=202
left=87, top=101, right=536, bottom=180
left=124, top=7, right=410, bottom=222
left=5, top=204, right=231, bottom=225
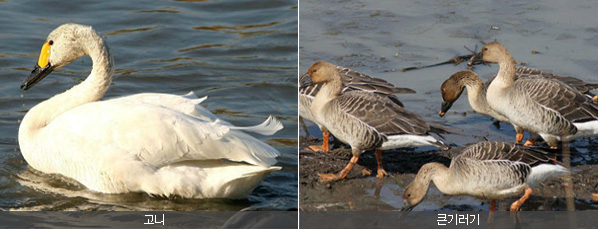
left=22, top=23, right=95, bottom=90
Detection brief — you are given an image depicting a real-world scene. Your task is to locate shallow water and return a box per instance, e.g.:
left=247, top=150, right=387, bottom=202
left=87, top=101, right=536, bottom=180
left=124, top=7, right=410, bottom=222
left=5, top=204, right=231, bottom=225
left=0, top=0, right=297, bottom=211
left=300, top=0, right=598, bottom=211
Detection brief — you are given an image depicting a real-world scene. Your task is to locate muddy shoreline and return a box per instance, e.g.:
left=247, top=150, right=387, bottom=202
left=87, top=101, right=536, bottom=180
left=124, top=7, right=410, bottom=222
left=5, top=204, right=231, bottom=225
left=299, top=136, right=598, bottom=211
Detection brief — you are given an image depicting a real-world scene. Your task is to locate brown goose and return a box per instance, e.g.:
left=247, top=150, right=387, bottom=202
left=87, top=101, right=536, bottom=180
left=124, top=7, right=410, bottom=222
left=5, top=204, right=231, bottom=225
left=401, top=141, right=568, bottom=212
left=514, top=67, right=598, bottom=102
left=305, top=61, right=448, bottom=182
left=482, top=42, right=598, bottom=148
left=440, top=70, right=598, bottom=145
left=300, top=66, right=416, bottom=152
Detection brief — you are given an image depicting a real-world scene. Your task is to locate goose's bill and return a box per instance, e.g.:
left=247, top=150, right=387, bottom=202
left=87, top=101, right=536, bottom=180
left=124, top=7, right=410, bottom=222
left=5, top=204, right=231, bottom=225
left=399, top=203, right=415, bottom=220
left=470, top=52, right=485, bottom=65
left=439, top=101, right=454, bottom=117
left=22, top=63, right=54, bottom=91
left=299, top=74, right=314, bottom=89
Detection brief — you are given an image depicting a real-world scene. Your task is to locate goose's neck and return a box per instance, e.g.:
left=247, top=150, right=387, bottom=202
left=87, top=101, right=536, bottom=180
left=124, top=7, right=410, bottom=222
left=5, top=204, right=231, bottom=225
left=462, top=77, right=486, bottom=112
left=311, top=71, right=343, bottom=112
left=22, top=34, right=114, bottom=133
left=493, top=54, right=516, bottom=89
left=416, top=163, right=458, bottom=195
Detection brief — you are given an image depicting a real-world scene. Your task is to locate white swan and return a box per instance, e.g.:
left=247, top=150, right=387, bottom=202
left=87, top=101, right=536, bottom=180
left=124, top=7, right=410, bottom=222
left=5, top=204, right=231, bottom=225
left=18, top=23, right=283, bottom=199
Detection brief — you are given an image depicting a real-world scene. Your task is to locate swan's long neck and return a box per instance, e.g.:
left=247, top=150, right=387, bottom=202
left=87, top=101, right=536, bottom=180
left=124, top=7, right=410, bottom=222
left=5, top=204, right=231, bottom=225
left=21, top=33, right=114, bottom=134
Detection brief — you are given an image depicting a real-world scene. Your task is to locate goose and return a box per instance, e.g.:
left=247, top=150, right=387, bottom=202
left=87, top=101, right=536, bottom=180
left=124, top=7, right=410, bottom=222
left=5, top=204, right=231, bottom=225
left=401, top=141, right=568, bottom=212
left=18, top=23, right=283, bottom=199
left=300, top=67, right=416, bottom=152
left=305, top=60, right=448, bottom=182
left=440, top=70, right=598, bottom=146
left=482, top=42, right=598, bottom=148
left=514, top=67, right=598, bottom=102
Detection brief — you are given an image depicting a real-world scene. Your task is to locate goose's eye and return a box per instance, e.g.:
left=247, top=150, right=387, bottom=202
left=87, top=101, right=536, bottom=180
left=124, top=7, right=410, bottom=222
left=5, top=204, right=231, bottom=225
left=483, top=47, right=488, bottom=51
left=407, top=193, right=411, bottom=197
left=312, top=69, right=317, bottom=73
left=49, top=40, right=54, bottom=45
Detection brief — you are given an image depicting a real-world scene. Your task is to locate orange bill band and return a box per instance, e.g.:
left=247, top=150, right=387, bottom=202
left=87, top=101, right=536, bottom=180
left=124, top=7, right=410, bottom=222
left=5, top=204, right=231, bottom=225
left=37, top=41, right=51, bottom=68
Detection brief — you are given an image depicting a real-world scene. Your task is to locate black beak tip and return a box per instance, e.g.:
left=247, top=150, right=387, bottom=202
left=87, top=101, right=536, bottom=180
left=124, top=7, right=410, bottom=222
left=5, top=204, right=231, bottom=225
left=440, top=100, right=454, bottom=117
left=22, top=64, right=53, bottom=91
left=398, top=206, right=414, bottom=221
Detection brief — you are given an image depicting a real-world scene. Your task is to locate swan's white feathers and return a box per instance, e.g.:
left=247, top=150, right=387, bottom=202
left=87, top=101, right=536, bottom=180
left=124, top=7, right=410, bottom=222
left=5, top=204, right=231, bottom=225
left=42, top=94, right=280, bottom=168
left=19, top=24, right=283, bottom=198
left=126, top=92, right=283, bottom=135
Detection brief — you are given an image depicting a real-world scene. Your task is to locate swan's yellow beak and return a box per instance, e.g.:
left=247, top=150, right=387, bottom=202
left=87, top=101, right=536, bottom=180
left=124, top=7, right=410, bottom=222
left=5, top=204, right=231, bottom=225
left=22, top=41, right=54, bottom=91
left=37, top=41, right=51, bottom=69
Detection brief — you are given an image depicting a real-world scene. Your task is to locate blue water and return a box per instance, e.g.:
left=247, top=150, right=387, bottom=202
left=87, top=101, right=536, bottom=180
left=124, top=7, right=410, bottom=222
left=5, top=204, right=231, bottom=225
left=0, top=0, right=297, bottom=211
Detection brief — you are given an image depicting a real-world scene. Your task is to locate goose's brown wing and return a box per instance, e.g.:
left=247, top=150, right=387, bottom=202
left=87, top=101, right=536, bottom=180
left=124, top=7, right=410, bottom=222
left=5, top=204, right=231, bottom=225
left=334, top=91, right=429, bottom=135
left=515, top=77, right=598, bottom=123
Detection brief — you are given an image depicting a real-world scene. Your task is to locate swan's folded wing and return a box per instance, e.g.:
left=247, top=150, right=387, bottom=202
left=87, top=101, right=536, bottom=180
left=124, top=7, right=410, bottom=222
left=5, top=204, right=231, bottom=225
left=48, top=100, right=280, bottom=168
left=118, top=92, right=220, bottom=123
left=121, top=92, right=282, bottom=136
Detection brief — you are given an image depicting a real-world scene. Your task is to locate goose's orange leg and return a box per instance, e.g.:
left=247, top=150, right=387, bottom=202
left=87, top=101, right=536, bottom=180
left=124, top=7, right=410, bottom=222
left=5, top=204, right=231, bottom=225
left=322, top=131, right=330, bottom=152
left=510, top=188, right=532, bottom=211
left=307, top=131, right=330, bottom=152
left=489, top=200, right=496, bottom=211
left=375, top=149, right=387, bottom=178
left=318, top=155, right=359, bottom=182
left=516, top=132, right=524, bottom=144
left=523, top=139, right=536, bottom=146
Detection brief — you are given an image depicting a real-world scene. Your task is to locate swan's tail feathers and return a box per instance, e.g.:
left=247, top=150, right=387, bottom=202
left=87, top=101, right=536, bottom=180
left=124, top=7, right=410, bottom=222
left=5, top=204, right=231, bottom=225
left=244, top=135, right=281, bottom=166
left=183, top=91, right=208, bottom=104
left=183, top=91, right=198, bottom=98
left=235, top=166, right=282, bottom=179
left=192, top=96, right=208, bottom=105
left=222, top=130, right=281, bottom=167
left=230, top=115, right=283, bottom=136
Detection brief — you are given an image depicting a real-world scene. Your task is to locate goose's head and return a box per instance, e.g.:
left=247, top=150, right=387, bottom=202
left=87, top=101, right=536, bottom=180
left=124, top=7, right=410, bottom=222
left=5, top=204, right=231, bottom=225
left=480, top=42, right=510, bottom=64
left=400, top=178, right=428, bottom=213
left=400, top=162, right=441, bottom=215
left=439, top=71, right=475, bottom=116
left=307, top=61, right=338, bottom=84
left=22, top=23, right=94, bottom=90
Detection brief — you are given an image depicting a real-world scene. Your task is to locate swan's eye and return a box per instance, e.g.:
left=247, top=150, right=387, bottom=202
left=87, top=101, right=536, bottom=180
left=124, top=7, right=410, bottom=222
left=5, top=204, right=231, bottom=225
left=49, top=40, right=54, bottom=45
